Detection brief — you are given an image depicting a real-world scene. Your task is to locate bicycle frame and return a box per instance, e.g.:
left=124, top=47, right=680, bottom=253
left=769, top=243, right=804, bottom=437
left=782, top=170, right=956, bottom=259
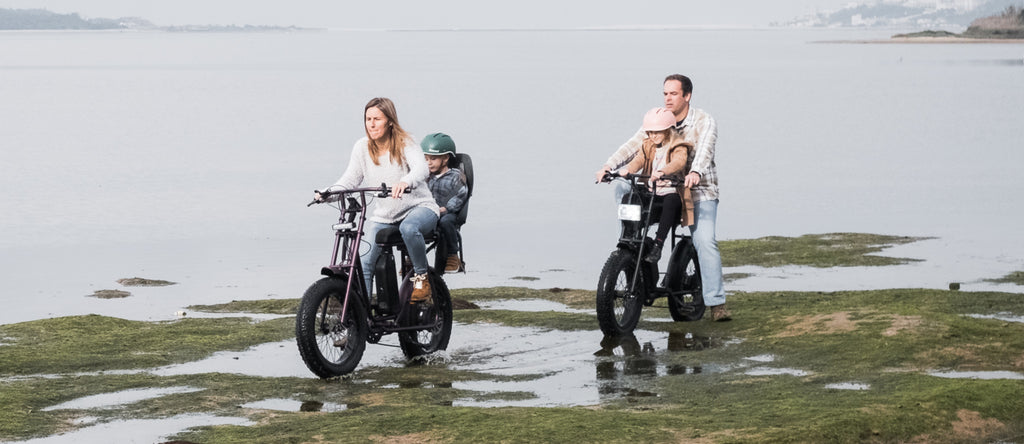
left=299, top=185, right=455, bottom=377
left=314, top=185, right=445, bottom=337
left=613, top=173, right=680, bottom=295
left=315, top=186, right=381, bottom=330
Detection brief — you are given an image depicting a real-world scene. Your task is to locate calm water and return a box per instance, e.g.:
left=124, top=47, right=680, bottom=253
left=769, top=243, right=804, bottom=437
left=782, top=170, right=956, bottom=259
left=2, top=28, right=1023, bottom=324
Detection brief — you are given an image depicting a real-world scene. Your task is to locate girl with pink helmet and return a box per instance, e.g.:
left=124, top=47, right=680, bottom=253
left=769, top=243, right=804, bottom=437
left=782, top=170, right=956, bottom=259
left=620, top=107, right=695, bottom=262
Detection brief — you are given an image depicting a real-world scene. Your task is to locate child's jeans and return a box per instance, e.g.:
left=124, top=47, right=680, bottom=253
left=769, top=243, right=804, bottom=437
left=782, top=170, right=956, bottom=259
left=438, top=213, right=460, bottom=256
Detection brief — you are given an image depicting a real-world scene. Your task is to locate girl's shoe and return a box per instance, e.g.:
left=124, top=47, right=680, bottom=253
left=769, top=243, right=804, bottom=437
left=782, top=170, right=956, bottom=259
left=644, top=243, right=663, bottom=263
left=410, top=273, right=431, bottom=303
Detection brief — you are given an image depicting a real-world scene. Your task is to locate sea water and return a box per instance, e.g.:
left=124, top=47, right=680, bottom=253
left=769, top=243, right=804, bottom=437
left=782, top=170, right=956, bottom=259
left=1, top=28, right=1023, bottom=324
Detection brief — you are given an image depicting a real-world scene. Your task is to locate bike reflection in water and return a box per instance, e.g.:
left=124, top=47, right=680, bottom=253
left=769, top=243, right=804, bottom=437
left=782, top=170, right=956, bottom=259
left=594, top=330, right=727, bottom=400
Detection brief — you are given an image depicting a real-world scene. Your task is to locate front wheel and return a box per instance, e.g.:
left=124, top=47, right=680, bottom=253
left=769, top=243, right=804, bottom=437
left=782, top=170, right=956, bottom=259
left=399, top=272, right=453, bottom=359
left=295, top=277, right=369, bottom=378
left=667, top=241, right=705, bottom=322
left=596, top=249, right=645, bottom=336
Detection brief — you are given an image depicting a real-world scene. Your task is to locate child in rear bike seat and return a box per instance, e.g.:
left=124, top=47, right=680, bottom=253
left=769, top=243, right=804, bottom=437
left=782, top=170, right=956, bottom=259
left=622, top=107, right=695, bottom=263
left=421, top=132, right=468, bottom=272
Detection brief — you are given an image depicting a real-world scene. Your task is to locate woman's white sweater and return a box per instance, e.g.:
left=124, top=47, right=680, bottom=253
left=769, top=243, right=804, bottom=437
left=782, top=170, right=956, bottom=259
left=326, top=137, right=439, bottom=224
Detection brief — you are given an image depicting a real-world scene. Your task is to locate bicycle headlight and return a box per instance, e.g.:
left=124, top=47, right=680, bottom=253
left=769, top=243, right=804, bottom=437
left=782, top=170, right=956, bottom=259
left=617, top=204, right=642, bottom=221
left=332, top=222, right=356, bottom=231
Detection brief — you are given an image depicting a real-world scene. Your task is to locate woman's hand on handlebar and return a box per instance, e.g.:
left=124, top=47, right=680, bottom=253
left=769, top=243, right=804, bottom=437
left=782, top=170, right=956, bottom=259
left=390, top=181, right=410, bottom=198
left=308, top=190, right=329, bottom=206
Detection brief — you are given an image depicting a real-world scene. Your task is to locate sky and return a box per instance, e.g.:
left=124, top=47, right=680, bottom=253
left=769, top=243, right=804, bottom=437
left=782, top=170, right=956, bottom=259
left=0, top=0, right=857, bottom=29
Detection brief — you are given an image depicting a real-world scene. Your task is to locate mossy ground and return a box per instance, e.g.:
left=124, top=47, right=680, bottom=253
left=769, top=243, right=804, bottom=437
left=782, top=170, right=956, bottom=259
left=719, top=233, right=928, bottom=268
left=1, top=233, right=1022, bottom=443
left=986, top=271, right=1024, bottom=286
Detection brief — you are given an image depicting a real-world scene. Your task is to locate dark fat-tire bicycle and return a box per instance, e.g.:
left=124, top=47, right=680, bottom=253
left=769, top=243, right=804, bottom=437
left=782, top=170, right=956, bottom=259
left=596, top=172, right=705, bottom=336
left=296, top=185, right=453, bottom=378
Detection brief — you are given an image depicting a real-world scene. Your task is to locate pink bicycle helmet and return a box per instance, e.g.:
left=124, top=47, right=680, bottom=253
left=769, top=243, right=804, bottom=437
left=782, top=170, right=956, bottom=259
left=642, top=107, right=676, bottom=132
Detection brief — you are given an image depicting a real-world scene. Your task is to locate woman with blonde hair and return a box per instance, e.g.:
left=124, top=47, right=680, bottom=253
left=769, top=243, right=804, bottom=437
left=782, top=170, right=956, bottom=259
left=316, top=97, right=439, bottom=302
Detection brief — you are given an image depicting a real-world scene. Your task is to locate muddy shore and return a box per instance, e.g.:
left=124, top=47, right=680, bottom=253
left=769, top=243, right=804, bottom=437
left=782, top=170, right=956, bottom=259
left=2, top=233, right=1023, bottom=443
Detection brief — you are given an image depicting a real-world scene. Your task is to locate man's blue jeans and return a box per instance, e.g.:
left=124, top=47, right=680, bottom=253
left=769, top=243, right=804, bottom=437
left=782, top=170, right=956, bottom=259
left=361, top=206, right=438, bottom=295
left=690, top=199, right=725, bottom=307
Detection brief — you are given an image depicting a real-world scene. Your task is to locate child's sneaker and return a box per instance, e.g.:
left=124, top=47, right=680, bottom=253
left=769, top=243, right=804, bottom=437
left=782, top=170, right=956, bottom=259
left=445, top=254, right=461, bottom=272
left=410, top=273, right=431, bottom=303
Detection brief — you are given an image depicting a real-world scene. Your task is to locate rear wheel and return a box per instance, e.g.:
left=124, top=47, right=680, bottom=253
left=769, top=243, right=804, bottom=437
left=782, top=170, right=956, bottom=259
left=295, top=277, right=368, bottom=378
left=399, top=272, right=453, bottom=358
left=596, top=249, right=645, bottom=336
left=668, top=241, right=705, bottom=321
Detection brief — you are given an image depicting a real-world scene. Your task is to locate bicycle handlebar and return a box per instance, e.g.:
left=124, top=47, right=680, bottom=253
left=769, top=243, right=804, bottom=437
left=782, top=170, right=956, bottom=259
left=599, top=171, right=681, bottom=188
left=308, top=183, right=415, bottom=206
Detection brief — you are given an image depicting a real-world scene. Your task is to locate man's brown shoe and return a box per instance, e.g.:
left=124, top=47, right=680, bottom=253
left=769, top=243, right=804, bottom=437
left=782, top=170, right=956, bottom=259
left=710, top=304, right=732, bottom=322
left=410, top=273, right=431, bottom=303
left=445, top=254, right=461, bottom=272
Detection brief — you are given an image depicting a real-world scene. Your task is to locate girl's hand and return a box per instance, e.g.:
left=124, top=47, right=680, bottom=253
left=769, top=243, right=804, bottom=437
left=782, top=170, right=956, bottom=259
left=391, top=182, right=409, bottom=198
left=651, top=170, right=664, bottom=181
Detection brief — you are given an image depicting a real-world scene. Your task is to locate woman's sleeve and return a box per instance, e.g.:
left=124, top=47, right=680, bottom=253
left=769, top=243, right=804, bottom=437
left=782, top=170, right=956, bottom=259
left=400, top=139, right=430, bottom=185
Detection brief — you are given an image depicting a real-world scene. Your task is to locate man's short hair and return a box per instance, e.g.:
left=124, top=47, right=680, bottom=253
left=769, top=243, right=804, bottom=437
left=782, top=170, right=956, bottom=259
left=664, top=74, right=693, bottom=95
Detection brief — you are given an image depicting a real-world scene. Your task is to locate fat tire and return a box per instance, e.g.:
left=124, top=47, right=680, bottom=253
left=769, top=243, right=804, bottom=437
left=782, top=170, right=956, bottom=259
left=399, top=272, right=453, bottom=358
left=295, top=277, right=368, bottom=378
left=596, top=249, right=645, bottom=336
left=667, top=241, right=705, bottom=322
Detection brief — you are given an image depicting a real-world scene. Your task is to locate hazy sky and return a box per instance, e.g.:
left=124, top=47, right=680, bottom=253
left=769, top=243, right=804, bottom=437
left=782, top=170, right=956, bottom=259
left=1, top=0, right=855, bottom=28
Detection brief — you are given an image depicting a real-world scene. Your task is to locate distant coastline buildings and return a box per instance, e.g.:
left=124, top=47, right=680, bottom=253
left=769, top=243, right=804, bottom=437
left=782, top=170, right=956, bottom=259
left=776, top=0, right=1020, bottom=29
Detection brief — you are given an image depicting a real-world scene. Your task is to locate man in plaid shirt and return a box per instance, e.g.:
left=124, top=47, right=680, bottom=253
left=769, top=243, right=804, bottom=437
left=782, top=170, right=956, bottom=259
left=595, top=74, right=729, bottom=321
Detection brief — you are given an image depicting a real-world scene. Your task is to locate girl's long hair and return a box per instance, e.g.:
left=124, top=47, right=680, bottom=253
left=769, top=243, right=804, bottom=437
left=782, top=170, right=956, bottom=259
left=364, top=97, right=412, bottom=166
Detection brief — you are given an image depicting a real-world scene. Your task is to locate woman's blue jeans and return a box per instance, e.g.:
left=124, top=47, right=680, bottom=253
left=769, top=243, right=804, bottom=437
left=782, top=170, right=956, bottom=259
left=361, top=206, right=438, bottom=295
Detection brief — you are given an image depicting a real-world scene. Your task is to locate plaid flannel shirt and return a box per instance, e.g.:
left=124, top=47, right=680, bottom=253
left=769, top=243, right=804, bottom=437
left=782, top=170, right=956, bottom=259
left=428, top=167, right=468, bottom=214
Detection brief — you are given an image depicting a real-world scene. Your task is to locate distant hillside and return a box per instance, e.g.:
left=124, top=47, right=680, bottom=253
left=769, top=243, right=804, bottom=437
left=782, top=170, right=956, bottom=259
left=893, top=6, right=1024, bottom=38
left=0, top=8, right=154, bottom=30
left=0, top=8, right=310, bottom=31
left=963, top=5, right=1024, bottom=37
left=776, top=0, right=1023, bottom=29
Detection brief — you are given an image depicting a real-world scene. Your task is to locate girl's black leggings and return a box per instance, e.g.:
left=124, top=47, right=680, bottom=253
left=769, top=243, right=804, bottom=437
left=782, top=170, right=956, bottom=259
left=655, top=192, right=682, bottom=242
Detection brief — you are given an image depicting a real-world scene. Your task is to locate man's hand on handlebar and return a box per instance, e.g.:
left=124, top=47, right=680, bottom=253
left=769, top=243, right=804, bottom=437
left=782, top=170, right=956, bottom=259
left=684, top=171, right=700, bottom=188
left=595, top=165, right=612, bottom=183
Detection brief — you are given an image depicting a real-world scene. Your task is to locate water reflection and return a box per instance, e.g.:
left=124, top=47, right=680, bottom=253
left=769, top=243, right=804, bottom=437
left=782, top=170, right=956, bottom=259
left=593, top=331, right=724, bottom=400
left=594, top=334, right=658, bottom=398
left=666, top=330, right=713, bottom=352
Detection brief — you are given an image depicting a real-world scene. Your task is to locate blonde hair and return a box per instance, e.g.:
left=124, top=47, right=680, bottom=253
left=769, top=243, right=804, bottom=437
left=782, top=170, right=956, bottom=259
left=364, top=97, right=412, bottom=166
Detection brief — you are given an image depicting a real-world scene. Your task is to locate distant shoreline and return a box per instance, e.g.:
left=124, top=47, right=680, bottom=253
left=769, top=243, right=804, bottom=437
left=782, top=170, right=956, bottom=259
left=817, top=36, right=1024, bottom=44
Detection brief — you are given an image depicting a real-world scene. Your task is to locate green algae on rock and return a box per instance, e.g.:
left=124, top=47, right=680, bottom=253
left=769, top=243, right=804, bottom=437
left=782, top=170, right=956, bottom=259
left=117, top=277, right=177, bottom=287
left=985, top=271, right=1024, bottom=286
left=90, top=289, right=131, bottom=299
left=720, top=232, right=929, bottom=268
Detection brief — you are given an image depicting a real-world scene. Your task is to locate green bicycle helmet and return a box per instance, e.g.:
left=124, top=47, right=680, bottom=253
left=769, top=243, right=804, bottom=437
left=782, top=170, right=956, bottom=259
left=420, top=132, right=457, bottom=157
